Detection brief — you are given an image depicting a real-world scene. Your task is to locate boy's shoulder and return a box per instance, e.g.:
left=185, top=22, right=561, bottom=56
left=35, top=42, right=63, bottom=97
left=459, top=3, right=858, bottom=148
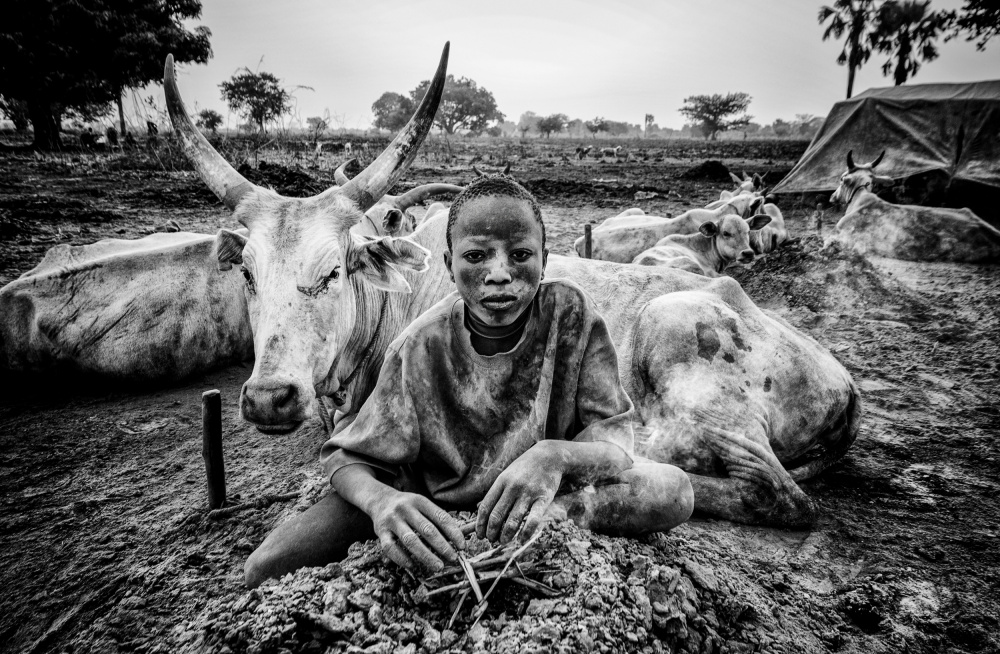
left=389, top=291, right=461, bottom=353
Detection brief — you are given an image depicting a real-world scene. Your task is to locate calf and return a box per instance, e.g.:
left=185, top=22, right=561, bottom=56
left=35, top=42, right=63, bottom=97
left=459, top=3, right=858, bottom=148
left=633, top=214, right=771, bottom=276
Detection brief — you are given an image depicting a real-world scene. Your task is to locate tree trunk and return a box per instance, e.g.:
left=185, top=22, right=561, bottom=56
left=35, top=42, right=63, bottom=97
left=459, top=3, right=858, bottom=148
left=846, top=64, right=856, bottom=99
left=894, top=34, right=911, bottom=85
left=27, top=99, right=62, bottom=150
left=117, top=91, right=126, bottom=135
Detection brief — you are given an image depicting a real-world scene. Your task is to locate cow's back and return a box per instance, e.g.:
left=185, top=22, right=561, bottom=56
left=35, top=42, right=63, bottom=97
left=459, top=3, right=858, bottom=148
left=0, top=232, right=253, bottom=381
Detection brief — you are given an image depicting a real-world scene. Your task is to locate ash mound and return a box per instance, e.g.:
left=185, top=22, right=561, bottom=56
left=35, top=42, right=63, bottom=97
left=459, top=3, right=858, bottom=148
left=174, top=519, right=851, bottom=654
left=730, top=235, right=927, bottom=315
left=237, top=161, right=335, bottom=197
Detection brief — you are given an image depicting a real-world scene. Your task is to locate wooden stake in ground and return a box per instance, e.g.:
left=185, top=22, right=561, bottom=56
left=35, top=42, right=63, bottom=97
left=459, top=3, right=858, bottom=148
left=584, top=223, right=593, bottom=259
left=201, top=389, right=226, bottom=509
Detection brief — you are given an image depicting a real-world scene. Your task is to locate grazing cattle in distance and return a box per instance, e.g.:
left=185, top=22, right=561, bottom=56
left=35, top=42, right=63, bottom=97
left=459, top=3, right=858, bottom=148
left=343, top=142, right=353, bottom=156
left=830, top=150, right=1000, bottom=263
left=333, top=159, right=463, bottom=236
left=633, top=214, right=772, bottom=276
left=575, top=145, right=592, bottom=160
left=162, top=44, right=859, bottom=527
left=600, top=145, right=623, bottom=159
left=575, top=194, right=765, bottom=262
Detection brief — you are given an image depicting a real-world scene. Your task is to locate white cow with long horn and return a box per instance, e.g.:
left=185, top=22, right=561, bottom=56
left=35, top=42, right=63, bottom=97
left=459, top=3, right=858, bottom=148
left=166, top=44, right=859, bottom=527
left=830, top=150, right=1000, bottom=263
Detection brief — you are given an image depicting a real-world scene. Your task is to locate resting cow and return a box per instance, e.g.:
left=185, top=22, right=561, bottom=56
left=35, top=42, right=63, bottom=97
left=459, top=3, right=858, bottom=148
left=164, top=45, right=859, bottom=527
left=830, top=150, right=1000, bottom=263
left=574, top=194, right=764, bottom=262
left=633, top=214, right=771, bottom=276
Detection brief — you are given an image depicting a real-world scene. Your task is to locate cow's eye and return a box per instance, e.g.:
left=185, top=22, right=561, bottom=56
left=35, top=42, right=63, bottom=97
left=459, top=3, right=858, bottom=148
left=328, top=267, right=340, bottom=281
left=240, top=266, right=256, bottom=294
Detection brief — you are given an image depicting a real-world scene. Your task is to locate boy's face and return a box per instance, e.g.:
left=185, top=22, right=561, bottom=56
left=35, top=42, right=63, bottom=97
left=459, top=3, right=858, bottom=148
left=445, top=195, right=547, bottom=327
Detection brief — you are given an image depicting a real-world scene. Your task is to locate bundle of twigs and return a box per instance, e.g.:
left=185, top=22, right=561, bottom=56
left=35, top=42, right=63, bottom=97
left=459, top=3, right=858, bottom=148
left=414, top=521, right=560, bottom=629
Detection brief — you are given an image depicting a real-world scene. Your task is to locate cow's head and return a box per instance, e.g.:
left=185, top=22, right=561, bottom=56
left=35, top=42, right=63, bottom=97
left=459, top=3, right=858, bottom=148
left=165, top=44, right=449, bottom=433
left=699, top=213, right=771, bottom=266
left=830, top=150, right=894, bottom=206
left=728, top=171, right=764, bottom=195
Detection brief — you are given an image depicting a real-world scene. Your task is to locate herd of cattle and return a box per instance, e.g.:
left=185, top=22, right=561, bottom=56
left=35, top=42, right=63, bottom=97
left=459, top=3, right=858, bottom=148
left=2, top=44, right=998, bottom=530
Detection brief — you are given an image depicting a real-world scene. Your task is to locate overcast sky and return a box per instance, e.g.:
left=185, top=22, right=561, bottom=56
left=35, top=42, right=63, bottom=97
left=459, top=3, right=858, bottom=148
left=160, top=0, right=998, bottom=131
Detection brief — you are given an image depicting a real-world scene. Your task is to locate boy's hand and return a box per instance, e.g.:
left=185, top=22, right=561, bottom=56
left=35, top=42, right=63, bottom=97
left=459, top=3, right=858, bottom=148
left=369, top=489, right=466, bottom=573
left=477, top=446, right=562, bottom=544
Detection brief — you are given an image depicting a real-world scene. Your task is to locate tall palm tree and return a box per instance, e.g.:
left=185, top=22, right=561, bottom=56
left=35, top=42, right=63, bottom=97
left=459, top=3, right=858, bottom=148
left=871, top=0, right=951, bottom=85
left=819, top=0, right=876, bottom=99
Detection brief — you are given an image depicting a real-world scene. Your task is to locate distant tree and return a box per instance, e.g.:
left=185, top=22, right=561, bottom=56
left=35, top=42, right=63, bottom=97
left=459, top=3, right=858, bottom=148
left=485, top=125, right=503, bottom=137
left=517, top=111, right=540, bottom=138
left=537, top=113, right=568, bottom=138
left=644, top=113, right=655, bottom=138
left=678, top=93, right=752, bottom=140
left=948, top=0, right=999, bottom=50
left=0, top=0, right=212, bottom=150
left=818, top=0, right=876, bottom=99
left=371, top=92, right=414, bottom=132
left=219, top=68, right=291, bottom=134
left=196, top=108, right=223, bottom=133
left=871, top=0, right=951, bottom=85
left=410, top=75, right=504, bottom=135
left=603, top=120, right=632, bottom=137
left=0, top=96, right=30, bottom=132
left=306, top=115, right=328, bottom=145
left=584, top=116, right=608, bottom=138
left=772, top=118, right=793, bottom=137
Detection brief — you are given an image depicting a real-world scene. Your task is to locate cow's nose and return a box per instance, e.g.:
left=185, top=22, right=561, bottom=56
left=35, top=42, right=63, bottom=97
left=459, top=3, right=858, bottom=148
left=241, top=377, right=310, bottom=432
left=739, top=249, right=755, bottom=263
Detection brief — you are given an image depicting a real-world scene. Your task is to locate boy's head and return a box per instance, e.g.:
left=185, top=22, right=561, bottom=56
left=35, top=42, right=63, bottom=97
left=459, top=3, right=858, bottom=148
left=444, top=173, right=548, bottom=328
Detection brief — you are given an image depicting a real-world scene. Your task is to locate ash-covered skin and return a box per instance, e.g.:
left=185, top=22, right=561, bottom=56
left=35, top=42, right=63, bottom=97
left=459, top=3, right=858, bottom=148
left=444, top=196, right=549, bottom=328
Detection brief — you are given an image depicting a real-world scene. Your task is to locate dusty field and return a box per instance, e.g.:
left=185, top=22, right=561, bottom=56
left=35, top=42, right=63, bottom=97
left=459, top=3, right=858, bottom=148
left=1, top=137, right=998, bottom=654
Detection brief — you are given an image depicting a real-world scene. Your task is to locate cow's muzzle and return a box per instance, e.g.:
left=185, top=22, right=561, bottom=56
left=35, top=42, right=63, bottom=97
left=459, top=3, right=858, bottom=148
left=738, top=249, right=755, bottom=263
left=240, top=376, right=312, bottom=434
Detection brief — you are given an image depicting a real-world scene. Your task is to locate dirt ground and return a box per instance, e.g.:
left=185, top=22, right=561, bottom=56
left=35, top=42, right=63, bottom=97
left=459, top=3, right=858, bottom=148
left=1, top=138, right=997, bottom=654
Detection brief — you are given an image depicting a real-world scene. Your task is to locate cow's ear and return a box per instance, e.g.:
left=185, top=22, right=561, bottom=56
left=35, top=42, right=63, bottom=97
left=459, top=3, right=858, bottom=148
left=699, top=221, right=719, bottom=237
left=347, top=235, right=430, bottom=294
left=729, top=172, right=742, bottom=184
left=747, top=214, right=772, bottom=231
left=214, top=229, right=247, bottom=271
left=382, top=208, right=405, bottom=235
left=749, top=196, right=765, bottom=215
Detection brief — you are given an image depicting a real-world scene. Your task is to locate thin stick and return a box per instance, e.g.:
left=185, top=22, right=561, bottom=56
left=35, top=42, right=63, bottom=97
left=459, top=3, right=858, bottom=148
left=584, top=224, right=593, bottom=259
left=460, top=520, right=476, bottom=536
left=479, top=526, right=546, bottom=605
left=421, top=566, right=537, bottom=599
left=207, top=491, right=300, bottom=519
left=202, top=390, right=226, bottom=510
left=456, top=553, right=484, bottom=603
left=447, top=589, right=470, bottom=630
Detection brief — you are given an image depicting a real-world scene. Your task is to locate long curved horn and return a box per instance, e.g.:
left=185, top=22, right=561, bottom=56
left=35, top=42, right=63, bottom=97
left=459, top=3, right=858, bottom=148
left=336, top=43, right=450, bottom=212
left=472, top=165, right=486, bottom=178
left=394, top=183, right=465, bottom=211
left=502, top=163, right=511, bottom=175
left=869, top=150, right=886, bottom=169
left=164, top=54, right=257, bottom=212
left=335, top=158, right=356, bottom=186
left=846, top=150, right=856, bottom=172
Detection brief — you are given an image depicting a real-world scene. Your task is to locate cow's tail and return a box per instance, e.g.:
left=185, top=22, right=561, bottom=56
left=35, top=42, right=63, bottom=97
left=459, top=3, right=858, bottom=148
left=789, top=380, right=862, bottom=482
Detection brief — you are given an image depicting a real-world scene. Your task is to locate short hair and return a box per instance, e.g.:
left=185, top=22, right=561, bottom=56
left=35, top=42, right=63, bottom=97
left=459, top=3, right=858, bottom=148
left=447, top=173, right=545, bottom=251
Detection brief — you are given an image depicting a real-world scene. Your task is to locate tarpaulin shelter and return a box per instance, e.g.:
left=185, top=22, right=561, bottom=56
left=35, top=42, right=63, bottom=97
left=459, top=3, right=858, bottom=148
left=772, top=81, right=1000, bottom=197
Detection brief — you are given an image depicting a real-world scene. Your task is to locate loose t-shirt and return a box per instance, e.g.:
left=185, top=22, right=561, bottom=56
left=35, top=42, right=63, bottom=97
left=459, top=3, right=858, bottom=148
left=320, top=279, right=635, bottom=509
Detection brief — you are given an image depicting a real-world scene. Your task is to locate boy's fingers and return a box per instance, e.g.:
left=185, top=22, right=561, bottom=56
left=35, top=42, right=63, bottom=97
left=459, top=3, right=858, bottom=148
left=486, top=489, right=516, bottom=543
left=476, top=481, right=504, bottom=539
left=380, top=536, right=415, bottom=572
left=397, top=527, right=445, bottom=572
left=520, top=499, right=548, bottom=543
left=500, top=498, right=532, bottom=544
left=412, top=515, right=459, bottom=563
left=422, top=504, right=466, bottom=551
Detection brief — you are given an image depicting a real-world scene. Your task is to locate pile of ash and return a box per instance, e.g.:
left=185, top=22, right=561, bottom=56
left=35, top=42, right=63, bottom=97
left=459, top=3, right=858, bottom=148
left=171, top=518, right=852, bottom=654
left=236, top=162, right=335, bottom=198
left=730, top=235, right=928, bottom=316
left=679, top=160, right=732, bottom=182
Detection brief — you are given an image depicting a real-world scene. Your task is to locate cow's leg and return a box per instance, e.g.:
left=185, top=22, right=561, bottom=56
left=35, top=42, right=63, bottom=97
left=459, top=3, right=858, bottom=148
left=546, top=458, right=694, bottom=536
left=687, top=408, right=816, bottom=527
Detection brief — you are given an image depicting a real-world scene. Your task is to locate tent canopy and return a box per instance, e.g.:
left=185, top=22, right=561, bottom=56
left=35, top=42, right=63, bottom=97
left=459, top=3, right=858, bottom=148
left=772, top=80, right=1000, bottom=195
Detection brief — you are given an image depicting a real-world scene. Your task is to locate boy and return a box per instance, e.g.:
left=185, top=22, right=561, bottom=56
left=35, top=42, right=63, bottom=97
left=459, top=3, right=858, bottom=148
left=245, top=174, right=693, bottom=588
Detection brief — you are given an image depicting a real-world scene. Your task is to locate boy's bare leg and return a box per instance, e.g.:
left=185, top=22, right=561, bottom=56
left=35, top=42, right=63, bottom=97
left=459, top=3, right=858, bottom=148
left=244, top=491, right=375, bottom=588
left=548, top=459, right=693, bottom=536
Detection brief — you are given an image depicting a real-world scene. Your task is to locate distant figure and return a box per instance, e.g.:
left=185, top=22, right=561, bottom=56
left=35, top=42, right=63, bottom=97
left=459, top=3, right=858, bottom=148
left=812, top=203, right=824, bottom=234
left=146, top=121, right=159, bottom=136
left=80, top=127, right=97, bottom=148
left=106, top=126, right=119, bottom=147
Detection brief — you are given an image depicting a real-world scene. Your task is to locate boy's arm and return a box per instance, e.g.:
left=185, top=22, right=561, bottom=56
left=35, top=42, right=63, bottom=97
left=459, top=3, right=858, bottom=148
left=332, top=463, right=465, bottom=572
